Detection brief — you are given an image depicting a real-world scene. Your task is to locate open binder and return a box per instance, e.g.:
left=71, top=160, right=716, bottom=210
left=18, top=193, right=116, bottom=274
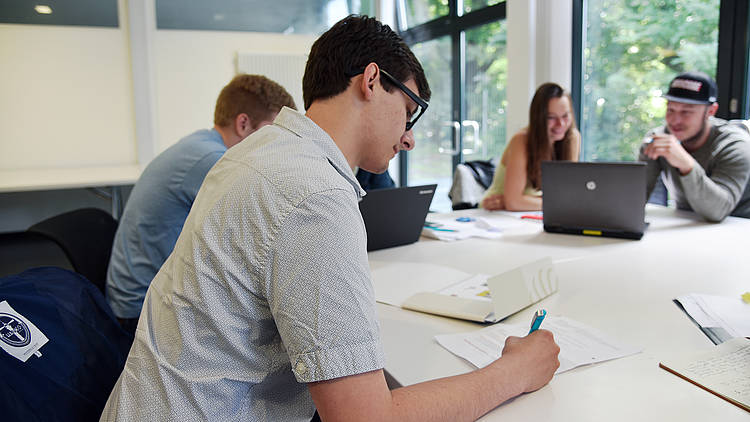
left=401, top=257, right=558, bottom=323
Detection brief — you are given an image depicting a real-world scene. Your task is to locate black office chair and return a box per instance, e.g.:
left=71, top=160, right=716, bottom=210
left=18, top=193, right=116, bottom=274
left=26, top=208, right=118, bottom=293
left=0, top=231, right=74, bottom=277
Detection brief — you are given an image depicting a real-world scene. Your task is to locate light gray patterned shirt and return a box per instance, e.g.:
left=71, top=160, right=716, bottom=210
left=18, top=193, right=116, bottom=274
left=101, top=107, right=385, bottom=421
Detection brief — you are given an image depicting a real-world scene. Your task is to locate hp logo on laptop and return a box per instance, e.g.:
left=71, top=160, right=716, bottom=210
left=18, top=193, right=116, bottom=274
left=586, top=181, right=597, bottom=191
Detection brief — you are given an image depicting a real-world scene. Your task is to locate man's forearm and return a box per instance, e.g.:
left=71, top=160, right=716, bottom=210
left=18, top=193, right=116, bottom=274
left=388, top=359, right=524, bottom=422
left=681, top=164, right=737, bottom=221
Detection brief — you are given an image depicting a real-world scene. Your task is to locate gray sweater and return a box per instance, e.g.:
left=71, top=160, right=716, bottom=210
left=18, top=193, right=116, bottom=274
left=640, top=117, right=750, bottom=222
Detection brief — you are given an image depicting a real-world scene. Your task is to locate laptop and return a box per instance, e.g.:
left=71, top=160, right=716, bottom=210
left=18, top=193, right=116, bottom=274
left=359, top=184, right=437, bottom=251
left=541, top=161, right=648, bottom=240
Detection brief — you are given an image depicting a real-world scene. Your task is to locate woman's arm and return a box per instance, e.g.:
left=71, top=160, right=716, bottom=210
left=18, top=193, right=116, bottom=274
left=571, top=129, right=582, bottom=161
left=503, top=134, right=542, bottom=211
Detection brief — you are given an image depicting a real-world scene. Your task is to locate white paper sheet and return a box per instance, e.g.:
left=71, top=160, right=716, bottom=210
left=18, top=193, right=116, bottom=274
left=435, top=316, right=641, bottom=373
left=422, top=215, right=504, bottom=241
left=369, top=262, right=472, bottom=306
left=676, top=293, right=750, bottom=337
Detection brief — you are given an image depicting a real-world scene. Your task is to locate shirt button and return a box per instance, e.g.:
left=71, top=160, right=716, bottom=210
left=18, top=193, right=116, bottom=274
left=295, top=361, right=308, bottom=374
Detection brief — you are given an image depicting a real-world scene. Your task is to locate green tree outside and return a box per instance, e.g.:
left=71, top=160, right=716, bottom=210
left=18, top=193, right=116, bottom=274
left=583, top=0, right=719, bottom=161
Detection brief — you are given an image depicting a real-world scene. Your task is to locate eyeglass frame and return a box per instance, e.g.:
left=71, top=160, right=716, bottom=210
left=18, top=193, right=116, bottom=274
left=346, top=67, right=429, bottom=131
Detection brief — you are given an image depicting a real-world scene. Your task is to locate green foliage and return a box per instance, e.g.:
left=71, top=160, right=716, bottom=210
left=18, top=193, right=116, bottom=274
left=583, top=0, right=719, bottom=161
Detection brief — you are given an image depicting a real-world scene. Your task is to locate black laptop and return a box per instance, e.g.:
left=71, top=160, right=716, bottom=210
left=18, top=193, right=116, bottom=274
left=541, top=161, right=648, bottom=240
left=359, top=184, right=436, bottom=251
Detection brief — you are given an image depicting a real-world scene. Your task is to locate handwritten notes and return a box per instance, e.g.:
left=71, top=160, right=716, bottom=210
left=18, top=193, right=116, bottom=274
left=660, top=337, right=750, bottom=412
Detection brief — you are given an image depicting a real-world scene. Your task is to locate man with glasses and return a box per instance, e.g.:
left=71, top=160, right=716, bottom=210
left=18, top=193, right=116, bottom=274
left=640, top=71, right=750, bottom=221
left=102, top=15, right=559, bottom=422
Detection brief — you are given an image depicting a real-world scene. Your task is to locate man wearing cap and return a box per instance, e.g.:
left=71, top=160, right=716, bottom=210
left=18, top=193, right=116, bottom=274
left=640, top=71, right=750, bottom=221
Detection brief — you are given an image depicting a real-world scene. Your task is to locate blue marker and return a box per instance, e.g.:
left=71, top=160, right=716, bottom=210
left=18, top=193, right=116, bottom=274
left=455, top=217, right=475, bottom=222
left=427, top=226, right=457, bottom=232
left=528, top=309, right=547, bottom=334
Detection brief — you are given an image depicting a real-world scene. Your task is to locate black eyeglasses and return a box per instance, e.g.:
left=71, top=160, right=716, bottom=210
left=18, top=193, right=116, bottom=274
left=347, top=68, right=429, bottom=131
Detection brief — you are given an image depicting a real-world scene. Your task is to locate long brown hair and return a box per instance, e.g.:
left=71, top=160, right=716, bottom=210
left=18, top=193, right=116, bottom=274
left=526, top=83, right=578, bottom=189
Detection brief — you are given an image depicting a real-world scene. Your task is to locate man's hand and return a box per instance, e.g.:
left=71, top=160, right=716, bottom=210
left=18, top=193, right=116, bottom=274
left=482, top=194, right=505, bottom=211
left=496, top=330, right=560, bottom=394
left=643, top=134, right=696, bottom=175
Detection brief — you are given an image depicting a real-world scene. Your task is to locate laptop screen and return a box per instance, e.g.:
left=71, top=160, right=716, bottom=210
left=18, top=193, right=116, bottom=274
left=359, top=184, right=436, bottom=251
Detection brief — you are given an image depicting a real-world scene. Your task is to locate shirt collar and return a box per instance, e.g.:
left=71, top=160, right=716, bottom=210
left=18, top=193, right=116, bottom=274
left=207, top=128, right=228, bottom=150
left=273, top=107, right=366, bottom=198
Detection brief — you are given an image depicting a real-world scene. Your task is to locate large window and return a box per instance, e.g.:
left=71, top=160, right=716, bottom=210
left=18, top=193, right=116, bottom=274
left=156, top=0, right=374, bottom=34
left=581, top=0, right=719, bottom=162
left=574, top=0, right=750, bottom=162
left=0, top=0, right=118, bottom=27
left=398, top=1, right=507, bottom=212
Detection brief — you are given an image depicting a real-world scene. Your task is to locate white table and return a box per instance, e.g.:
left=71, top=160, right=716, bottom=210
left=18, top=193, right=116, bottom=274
left=369, top=205, right=749, bottom=421
left=0, top=165, right=141, bottom=219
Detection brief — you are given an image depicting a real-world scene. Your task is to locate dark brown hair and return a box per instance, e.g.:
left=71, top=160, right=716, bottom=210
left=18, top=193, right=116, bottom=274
left=214, top=74, right=296, bottom=128
left=302, top=15, right=430, bottom=110
left=526, top=82, right=578, bottom=189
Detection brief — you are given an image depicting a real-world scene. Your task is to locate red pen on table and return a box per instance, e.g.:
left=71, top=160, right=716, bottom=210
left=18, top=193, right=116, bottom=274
left=521, top=214, right=543, bottom=220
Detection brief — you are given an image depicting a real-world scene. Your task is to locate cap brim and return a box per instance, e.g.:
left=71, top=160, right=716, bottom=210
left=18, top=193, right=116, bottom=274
left=662, top=94, right=714, bottom=105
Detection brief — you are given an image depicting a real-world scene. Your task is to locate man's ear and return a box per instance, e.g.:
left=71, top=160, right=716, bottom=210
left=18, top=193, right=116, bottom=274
left=235, top=113, right=253, bottom=137
left=707, top=102, right=719, bottom=117
left=360, top=62, right=380, bottom=100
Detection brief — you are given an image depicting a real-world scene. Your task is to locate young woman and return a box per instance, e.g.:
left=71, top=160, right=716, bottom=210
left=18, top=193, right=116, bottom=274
left=481, top=82, right=581, bottom=211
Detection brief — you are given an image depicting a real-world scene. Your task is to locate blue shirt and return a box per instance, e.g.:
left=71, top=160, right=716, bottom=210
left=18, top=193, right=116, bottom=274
left=106, top=129, right=227, bottom=318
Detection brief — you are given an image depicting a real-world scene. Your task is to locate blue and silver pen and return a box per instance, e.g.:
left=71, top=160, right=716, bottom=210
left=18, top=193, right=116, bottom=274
left=528, top=309, right=547, bottom=334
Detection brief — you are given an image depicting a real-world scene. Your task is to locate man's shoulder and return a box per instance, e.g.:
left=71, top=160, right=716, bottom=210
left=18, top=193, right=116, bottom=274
left=710, top=118, right=750, bottom=155
left=145, top=128, right=222, bottom=165
left=172, top=129, right=226, bottom=158
left=205, top=126, right=358, bottom=221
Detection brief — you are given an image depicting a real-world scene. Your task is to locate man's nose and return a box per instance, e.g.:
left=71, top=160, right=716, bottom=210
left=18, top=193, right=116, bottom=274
left=400, top=130, right=415, bottom=151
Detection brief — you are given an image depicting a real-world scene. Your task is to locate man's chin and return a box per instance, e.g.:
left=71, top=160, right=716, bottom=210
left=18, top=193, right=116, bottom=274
left=359, top=164, right=388, bottom=174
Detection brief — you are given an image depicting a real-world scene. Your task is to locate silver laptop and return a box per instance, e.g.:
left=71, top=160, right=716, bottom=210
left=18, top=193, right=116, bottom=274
left=359, top=184, right=436, bottom=251
left=541, top=161, right=648, bottom=240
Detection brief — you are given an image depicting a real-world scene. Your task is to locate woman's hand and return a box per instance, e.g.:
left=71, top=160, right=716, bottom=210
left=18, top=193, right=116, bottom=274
left=481, top=194, right=505, bottom=211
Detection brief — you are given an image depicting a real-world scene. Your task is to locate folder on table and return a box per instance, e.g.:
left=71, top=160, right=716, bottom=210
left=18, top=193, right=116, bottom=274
left=401, top=257, right=558, bottom=323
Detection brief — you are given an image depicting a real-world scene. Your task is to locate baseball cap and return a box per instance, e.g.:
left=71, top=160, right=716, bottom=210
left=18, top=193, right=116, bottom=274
left=663, top=71, right=717, bottom=105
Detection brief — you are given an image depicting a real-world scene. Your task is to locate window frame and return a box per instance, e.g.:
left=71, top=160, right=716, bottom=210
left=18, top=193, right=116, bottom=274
left=396, top=1, right=507, bottom=186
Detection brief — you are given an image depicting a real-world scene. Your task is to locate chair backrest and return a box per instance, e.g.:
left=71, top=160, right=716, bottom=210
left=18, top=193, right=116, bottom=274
left=27, top=208, right=117, bottom=293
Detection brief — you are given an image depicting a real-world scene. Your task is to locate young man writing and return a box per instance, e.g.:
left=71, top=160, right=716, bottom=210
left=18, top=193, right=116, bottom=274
left=101, top=15, right=559, bottom=421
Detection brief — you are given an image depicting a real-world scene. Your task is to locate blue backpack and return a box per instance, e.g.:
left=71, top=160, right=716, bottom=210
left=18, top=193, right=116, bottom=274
left=0, top=267, right=132, bottom=421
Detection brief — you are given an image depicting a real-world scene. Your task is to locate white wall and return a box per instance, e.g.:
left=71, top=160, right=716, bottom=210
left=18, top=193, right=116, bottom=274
left=154, top=30, right=314, bottom=152
left=0, top=21, right=136, bottom=170
left=0, top=0, right=315, bottom=232
left=506, top=0, right=572, bottom=141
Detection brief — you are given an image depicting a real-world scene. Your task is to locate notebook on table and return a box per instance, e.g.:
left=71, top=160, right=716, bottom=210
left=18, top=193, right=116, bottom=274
left=359, top=184, right=436, bottom=251
left=541, top=161, right=648, bottom=240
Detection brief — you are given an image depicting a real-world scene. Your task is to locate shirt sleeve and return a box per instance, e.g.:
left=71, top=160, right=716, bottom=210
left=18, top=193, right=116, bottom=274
left=679, top=138, right=750, bottom=222
left=265, top=187, right=384, bottom=383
